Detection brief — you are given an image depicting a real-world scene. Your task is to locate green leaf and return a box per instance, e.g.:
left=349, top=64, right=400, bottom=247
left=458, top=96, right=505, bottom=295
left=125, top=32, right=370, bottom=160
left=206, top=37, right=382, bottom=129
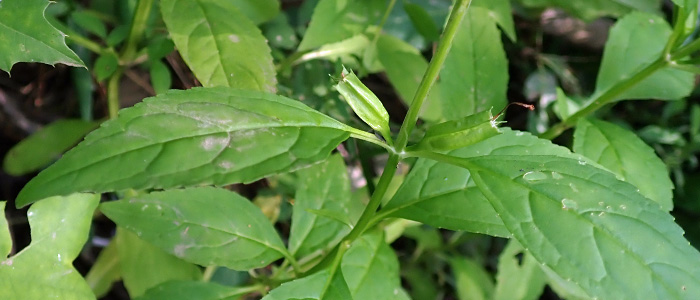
left=289, top=154, right=362, bottom=258
left=439, top=7, right=507, bottom=120
left=298, top=0, right=384, bottom=51
left=493, top=240, right=546, bottom=300
left=135, top=280, right=251, bottom=300
left=0, top=194, right=99, bottom=300
left=263, top=13, right=299, bottom=50
left=404, top=3, right=440, bottom=41
left=0, top=0, right=84, bottom=72
left=450, top=257, right=494, bottom=300
left=149, top=60, right=172, bottom=94
left=472, top=0, right=516, bottom=41
left=102, top=187, right=288, bottom=270
left=457, top=155, right=700, bottom=299
left=574, top=118, right=674, bottom=211
left=94, top=52, right=119, bottom=82
left=3, top=119, right=96, bottom=176
left=341, top=230, right=403, bottom=299
left=594, top=12, right=694, bottom=101
left=0, top=202, right=11, bottom=258
left=232, top=0, right=280, bottom=25
left=385, top=129, right=588, bottom=237
left=117, top=228, right=202, bottom=297
left=409, top=109, right=501, bottom=152
left=262, top=269, right=350, bottom=300
left=518, top=0, right=661, bottom=21
left=16, top=87, right=352, bottom=207
left=85, top=241, right=121, bottom=298
left=376, top=34, right=442, bottom=121
left=71, top=10, right=107, bottom=38
left=161, top=0, right=276, bottom=91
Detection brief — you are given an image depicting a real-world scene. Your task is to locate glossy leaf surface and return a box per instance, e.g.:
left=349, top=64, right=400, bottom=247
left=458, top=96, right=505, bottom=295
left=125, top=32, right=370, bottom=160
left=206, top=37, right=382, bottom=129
left=459, top=155, right=700, bottom=299
left=0, top=0, right=84, bottom=72
left=0, top=194, right=98, bottom=300
left=574, top=118, right=673, bottom=210
left=161, top=0, right=276, bottom=91
left=439, top=7, right=507, bottom=120
left=298, top=0, right=383, bottom=51
left=17, top=87, right=351, bottom=206
left=289, top=154, right=361, bottom=258
left=135, top=280, right=250, bottom=300
left=386, top=129, right=588, bottom=237
left=594, top=12, right=694, bottom=101
left=102, top=187, right=288, bottom=270
left=117, top=228, right=201, bottom=297
left=3, top=119, right=97, bottom=176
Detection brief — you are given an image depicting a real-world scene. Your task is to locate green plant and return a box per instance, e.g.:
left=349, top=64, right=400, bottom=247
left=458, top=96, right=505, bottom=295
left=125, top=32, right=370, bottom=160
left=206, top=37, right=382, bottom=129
left=3, top=0, right=700, bottom=299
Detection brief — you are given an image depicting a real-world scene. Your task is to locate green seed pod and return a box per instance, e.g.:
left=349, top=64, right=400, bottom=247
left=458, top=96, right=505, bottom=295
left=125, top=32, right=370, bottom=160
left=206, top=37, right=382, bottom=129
left=409, top=109, right=501, bottom=152
left=334, top=67, right=392, bottom=143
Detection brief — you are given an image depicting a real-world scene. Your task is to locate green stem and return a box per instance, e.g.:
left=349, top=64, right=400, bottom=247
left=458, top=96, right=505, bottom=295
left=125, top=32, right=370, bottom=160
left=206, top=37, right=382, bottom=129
left=538, top=57, right=668, bottom=140
left=319, top=241, right=351, bottom=298
left=106, top=69, right=123, bottom=119
left=303, top=0, right=471, bottom=276
left=121, top=0, right=154, bottom=61
left=395, top=0, right=472, bottom=151
left=368, top=0, right=397, bottom=49
left=202, top=266, right=217, bottom=282
left=672, top=36, right=700, bottom=60
left=349, top=130, right=395, bottom=153
left=664, top=7, right=687, bottom=56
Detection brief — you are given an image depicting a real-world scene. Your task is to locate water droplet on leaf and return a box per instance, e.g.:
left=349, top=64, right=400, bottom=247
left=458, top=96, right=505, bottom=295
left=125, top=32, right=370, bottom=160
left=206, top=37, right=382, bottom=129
left=551, top=172, right=563, bottom=179
left=561, top=198, right=578, bottom=210
left=523, top=171, right=547, bottom=182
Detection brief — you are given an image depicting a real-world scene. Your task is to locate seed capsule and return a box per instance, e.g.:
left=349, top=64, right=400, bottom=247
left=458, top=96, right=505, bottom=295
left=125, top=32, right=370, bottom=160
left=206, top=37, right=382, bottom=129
left=334, top=67, right=392, bottom=143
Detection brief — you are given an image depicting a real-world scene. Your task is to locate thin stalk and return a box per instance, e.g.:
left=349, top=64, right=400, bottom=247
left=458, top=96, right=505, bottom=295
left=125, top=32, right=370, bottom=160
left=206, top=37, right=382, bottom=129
left=302, top=0, right=472, bottom=277
left=367, top=0, right=397, bottom=51
left=202, top=266, right=217, bottom=282
left=672, top=36, right=700, bottom=60
left=121, top=0, right=154, bottom=61
left=319, top=241, right=351, bottom=298
left=539, top=57, right=668, bottom=140
left=106, top=69, right=123, bottom=119
left=349, top=130, right=395, bottom=153
left=664, top=7, right=687, bottom=56
left=395, top=0, right=473, bottom=151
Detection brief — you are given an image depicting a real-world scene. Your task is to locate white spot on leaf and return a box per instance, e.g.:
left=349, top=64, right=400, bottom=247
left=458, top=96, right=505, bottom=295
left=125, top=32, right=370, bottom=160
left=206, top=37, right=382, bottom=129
left=228, top=34, right=240, bottom=43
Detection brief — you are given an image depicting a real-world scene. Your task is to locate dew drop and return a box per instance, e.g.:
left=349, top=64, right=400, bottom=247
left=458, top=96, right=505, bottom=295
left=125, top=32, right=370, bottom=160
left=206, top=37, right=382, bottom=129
left=551, top=172, right=563, bottom=179
left=620, top=205, right=627, bottom=210
left=578, top=160, right=587, bottom=165
left=606, top=206, right=612, bottom=210
left=598, top=201, right=604, bottom=206
left=598, top=212, right=605, bottom=216
left=561, top=198, right=578, bottom=210
left=523, top=171, right=547, bottom=182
